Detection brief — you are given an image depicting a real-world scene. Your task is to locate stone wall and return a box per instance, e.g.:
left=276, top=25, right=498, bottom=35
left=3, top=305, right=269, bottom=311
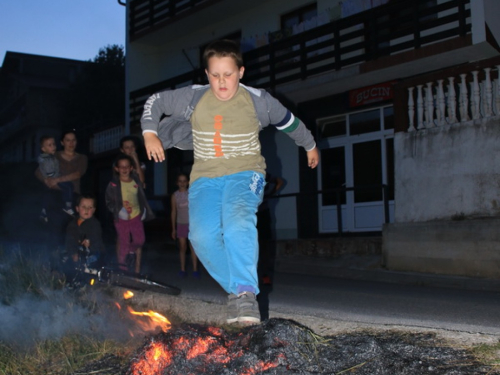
left=394, top=117, right=500, bottom=223
left=383, top=219, right=500, bottom=279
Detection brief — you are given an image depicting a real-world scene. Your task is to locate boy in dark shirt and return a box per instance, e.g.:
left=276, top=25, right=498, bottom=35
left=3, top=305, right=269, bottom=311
left=65, top=195, right=104, bottom=268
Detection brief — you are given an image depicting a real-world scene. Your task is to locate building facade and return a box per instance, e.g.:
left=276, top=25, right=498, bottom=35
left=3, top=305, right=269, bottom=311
left=125, top=0, right=500, bottom=277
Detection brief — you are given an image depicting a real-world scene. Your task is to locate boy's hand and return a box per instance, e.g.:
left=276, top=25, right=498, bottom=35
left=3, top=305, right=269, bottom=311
left=307, top=147, right=320, bottom=169
left=81, top=239, right=90, bottom=248
left=144, top=132, right=165, bottom=162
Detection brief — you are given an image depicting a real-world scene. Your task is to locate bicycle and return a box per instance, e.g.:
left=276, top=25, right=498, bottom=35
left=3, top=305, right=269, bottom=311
left=61, top=246, right=181, bottom=296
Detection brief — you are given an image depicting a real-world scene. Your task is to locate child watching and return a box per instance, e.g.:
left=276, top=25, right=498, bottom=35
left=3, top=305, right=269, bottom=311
left=105, top=154, right=155, bottom=273
left=170, top=173, right=199, bottom=278
left=64, top=194, right=104, bottom=273
left=38, top=135, right=75, bottom=219
left=141, top=40, right=319, bottom=324
left=119, top=135, right=146, bottom=187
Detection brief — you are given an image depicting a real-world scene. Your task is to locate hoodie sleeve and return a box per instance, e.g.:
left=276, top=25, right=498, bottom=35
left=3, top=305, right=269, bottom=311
left=264, top=93, right=317, bottom=151
left=140, top=86, right=194, bottom=135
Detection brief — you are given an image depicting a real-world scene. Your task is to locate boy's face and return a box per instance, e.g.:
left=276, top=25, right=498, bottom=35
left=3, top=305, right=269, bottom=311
left=76, top=198, right=95, bottom=220
left=120, top=140, right=136, bottom=155
left=206, top=56, right=244, bottom=101
left=115, top=159, right=133, bottom=179
left=41, top=138, right=57, bottom=155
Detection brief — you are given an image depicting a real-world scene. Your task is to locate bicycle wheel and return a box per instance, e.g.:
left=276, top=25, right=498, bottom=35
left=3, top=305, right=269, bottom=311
left=108, top=272, right=181, bottom=296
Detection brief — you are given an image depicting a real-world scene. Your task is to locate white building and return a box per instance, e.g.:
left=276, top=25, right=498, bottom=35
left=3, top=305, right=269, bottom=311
left=124, top=0, right=500, bottom=278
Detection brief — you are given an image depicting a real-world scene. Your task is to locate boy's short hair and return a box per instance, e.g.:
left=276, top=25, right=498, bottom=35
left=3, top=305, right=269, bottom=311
left=203, top=39, right=243, bottom=69
left=120, top=135, right=139, bottom=149
left=113, top=153, right=134, bottom=168
left=77, top=194, right=96, bottom=207
left=39, top=135, right=54, bottom=147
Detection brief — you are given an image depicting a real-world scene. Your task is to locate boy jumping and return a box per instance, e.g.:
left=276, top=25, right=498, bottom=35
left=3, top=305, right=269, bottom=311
left=141, top=39, right=319, bottom=324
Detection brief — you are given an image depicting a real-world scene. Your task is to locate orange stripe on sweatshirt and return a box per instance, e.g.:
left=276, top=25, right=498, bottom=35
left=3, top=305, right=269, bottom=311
left=213, top=115, right=224, bottom=157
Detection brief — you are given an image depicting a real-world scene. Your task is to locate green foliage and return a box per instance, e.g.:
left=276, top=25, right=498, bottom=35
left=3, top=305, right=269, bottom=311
left=92, top=44, right=125, bottom=67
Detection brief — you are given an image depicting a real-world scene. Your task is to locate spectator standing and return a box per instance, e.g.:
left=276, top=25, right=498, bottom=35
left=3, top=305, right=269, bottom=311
left=105, top=154, right=155, bottom=273
left=257, top=174, right=284, bottom=286
left=170, top=173, right=199, bottom=278
left=119, top=135, right=146, bottom=187
left=35, top=130, right=88, bottom=250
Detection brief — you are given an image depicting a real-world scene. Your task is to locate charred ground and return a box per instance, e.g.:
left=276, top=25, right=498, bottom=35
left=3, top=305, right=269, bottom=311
left=75, top=318, right=497, bottom=375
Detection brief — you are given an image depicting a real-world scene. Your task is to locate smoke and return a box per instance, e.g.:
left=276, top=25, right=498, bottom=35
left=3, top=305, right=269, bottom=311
left=0, top=287, right=140, bottom=349
left=0, top=244, right=151, bottom=350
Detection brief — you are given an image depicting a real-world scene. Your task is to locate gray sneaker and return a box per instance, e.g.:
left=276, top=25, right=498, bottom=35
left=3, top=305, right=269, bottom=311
left=236, top=292, right=261, bottom=324
left=226, top=293, right=239, bottom=324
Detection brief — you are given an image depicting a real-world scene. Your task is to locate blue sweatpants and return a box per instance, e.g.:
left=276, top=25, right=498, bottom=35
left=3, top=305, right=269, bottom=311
left=189, top=171, right=265, bottom=295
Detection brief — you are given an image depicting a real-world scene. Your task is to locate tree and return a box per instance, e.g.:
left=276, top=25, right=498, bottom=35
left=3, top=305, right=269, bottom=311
left=62, top=45, right=126, bottom=154
left=92, top=44, right=125, bottom=67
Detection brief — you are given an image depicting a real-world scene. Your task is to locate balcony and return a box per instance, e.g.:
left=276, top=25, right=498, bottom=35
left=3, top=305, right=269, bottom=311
left=90, top=125, right=124, bottom=155
left=128, top=0, right=496, bottom=130
left=394, top=56, right=500, bottom=132
left=129, top=0, right=216, bottom=41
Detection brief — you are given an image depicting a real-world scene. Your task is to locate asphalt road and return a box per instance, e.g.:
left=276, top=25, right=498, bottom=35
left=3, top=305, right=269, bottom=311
left=141, top=243, right=500, bottom=336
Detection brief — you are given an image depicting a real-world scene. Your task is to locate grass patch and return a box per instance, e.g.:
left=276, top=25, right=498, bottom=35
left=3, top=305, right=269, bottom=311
left=471, top=341, right=500, bottom=367
left=0, top=334, right=130, bottom=375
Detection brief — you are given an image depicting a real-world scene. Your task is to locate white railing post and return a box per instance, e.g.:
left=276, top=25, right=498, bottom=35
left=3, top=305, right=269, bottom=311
left=447, top=77, right=457, bottom=124
left=408, top=87, right=415, bottom=131
left=436, top=79, right=445, bottom=126
left=425, top=81, right=435, bottom=128
left=417, top=85, right=424, bottom=129
left=459, top=73, right=470, bottom=122
left=483, top=67, right=493, bottom=117
left=471, top=70, right=480, bottom=120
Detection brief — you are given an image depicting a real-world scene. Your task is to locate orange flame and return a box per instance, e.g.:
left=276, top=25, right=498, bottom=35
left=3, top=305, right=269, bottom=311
left=131, top=341, right=172, bottom=375
left=123, top=290, right=134, bottom=299
left=127, top=306, right=171, bottom=333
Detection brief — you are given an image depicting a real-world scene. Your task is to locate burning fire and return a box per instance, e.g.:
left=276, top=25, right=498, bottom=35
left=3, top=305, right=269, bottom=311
left=123, top=290, right=134, bottom=299
left=121, top=291, right=286, bottom=374
left=127, top=306, right=171, bottom=333
left=129, top=325, right=285, bottom=375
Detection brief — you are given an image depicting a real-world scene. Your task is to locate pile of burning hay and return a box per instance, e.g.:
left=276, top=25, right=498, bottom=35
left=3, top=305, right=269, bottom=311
left=75, top=318, right=491, bottom=375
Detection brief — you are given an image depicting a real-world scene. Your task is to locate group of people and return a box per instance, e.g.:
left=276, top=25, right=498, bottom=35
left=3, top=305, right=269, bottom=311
left=36, top=131, right=198, bottom=278
left=36, top=39, right=319, bottom=325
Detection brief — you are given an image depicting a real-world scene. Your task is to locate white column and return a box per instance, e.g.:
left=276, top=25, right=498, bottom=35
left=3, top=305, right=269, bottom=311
left=447, top=77, right=457, bottom=124
left=471, top=70, right=480, bottom=120
left=436, top=79, right=445, bottom=126
left=417, top=85, right=424, bottom=130
left=425, top=82, right=435, bottom=128
left=459, top=73, right=469, bottom=122
left=483, top=67, right=493, bottom=117
left=408, top=87, right=415, bottom=132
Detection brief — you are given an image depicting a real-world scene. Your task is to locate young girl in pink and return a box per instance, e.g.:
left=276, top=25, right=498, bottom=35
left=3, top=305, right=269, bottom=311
left=105, top=154, right=154, bottom=273
left=171, top=173, right=199, bottom=278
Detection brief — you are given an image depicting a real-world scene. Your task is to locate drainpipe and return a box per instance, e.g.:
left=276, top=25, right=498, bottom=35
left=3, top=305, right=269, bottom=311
left=117, top=0, right=125, bottom=6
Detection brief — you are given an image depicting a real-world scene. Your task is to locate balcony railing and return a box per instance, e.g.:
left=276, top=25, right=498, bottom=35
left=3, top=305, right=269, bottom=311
left=90, top=125, right=124, bottom=154
left=402, top=61, right=500, bottom=132
left=129, top=0, right=471, bottom=130
left=129, top=0, right=213, bottom=40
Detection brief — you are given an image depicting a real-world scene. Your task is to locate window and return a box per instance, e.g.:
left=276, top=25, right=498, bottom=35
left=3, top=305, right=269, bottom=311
left=281, top=3, right=317, bottom=33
